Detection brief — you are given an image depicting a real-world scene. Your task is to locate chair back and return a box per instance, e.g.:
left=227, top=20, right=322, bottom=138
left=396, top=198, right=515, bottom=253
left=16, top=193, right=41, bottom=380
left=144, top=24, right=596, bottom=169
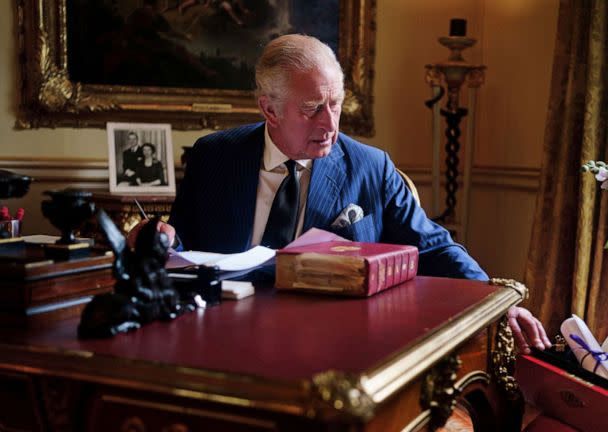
left=396, top=168, right=421, bottom=206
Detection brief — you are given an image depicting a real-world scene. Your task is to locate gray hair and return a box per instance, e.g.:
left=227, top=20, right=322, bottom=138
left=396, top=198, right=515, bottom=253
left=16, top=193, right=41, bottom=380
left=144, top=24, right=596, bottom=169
left=255, top=34, right=344, bottom=111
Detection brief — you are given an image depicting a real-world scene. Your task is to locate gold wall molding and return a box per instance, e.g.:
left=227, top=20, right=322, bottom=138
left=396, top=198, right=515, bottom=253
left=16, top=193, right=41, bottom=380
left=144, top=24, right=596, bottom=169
left=0, top=157, right=183, bottom=184
left=1, top=157, right=108, bottom=184
left=397, top=165, right=540, bottom=191
left=0, top=157, right=538, bottom=191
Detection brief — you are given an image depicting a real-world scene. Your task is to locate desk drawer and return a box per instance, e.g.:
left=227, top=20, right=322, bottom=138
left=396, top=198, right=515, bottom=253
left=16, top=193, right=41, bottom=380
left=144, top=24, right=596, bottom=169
left=88, top=392, right=279, bottom=432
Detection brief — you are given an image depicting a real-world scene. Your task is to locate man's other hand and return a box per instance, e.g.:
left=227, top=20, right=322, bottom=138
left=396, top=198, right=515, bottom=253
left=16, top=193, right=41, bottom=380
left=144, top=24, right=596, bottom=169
left=127, top=219, right=176, bottom=250
left=507, top=306, right=552, bottom=354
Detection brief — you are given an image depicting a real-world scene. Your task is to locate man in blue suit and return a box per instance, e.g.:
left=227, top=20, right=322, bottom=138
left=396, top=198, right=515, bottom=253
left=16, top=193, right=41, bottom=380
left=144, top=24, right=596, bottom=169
left=132, top=34, right=550, bottom=354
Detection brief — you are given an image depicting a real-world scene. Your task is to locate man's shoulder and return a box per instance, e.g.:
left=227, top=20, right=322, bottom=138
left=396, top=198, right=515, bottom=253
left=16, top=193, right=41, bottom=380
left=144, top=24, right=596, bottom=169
left=193, top=122, right=264, bottom=148
left=336, top=132, right=386, bottom=161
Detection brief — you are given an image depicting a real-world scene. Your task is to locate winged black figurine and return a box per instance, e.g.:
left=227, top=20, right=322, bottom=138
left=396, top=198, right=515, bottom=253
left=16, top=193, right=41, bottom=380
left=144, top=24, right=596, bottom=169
left=78, top=209, right=195, bottom=338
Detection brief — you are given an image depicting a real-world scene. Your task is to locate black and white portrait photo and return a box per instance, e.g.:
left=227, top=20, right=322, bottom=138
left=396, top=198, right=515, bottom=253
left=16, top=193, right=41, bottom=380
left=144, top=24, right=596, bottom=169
left=107, top=122, right=176, bottom=193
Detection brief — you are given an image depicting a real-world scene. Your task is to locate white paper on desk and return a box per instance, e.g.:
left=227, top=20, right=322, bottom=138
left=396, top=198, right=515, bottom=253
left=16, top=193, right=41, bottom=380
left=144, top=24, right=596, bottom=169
left=177, top=251, right=224, bottom=265
left=23, top=234, right=94, bottom=246
left=210, top=246, right=275, bottom=271
left=560, top=314, right=608, bottom=379
left=166, top=246, right=275, bottom=271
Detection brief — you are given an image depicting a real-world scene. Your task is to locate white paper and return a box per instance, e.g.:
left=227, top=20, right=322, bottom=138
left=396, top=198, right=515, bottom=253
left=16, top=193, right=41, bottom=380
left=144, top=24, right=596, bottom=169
left=560, top=314, right=608, bottom=379
left=602, top=335, right=608, bottom=353
left=167, top=246, right=275, bottom=271
left=177, top=251, right=225, bottom=265
left=23, top=234, right=93, bottom=245
left=222, top=280, right=255, bottom=300
left=22, top=234, right=61, bottom=244
left=210, top=246, right=275, bottom=271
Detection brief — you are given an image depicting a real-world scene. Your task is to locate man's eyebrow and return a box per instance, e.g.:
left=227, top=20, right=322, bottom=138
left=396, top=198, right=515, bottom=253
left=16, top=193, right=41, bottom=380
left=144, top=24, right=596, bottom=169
left=301, top=93, right=344, bottom=108
left=300, top=99, right=324, bottom=109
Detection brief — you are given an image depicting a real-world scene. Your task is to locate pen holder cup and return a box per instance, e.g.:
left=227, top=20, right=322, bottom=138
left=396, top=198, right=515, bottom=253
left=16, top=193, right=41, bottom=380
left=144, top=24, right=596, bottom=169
left=0, top=219, right=21, bottom=238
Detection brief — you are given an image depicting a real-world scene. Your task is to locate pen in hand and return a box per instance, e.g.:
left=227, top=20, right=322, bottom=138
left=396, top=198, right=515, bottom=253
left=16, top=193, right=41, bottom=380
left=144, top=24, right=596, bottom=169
left=134, top=198, right=149, bottom=221
left=133, top=199, right=176, bottom=254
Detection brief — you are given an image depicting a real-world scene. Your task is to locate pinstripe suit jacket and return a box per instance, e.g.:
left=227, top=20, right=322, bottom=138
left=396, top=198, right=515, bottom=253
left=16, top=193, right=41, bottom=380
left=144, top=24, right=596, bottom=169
left=169, top=123, right=487, bottom=280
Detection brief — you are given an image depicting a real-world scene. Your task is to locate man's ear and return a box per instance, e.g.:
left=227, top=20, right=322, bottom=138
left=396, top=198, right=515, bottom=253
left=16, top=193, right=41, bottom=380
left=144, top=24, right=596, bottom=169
left=258, top=96, right=280, bottom=127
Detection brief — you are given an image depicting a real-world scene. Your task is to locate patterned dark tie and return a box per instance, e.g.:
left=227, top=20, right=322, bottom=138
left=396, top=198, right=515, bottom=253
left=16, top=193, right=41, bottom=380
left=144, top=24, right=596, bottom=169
left=261, top=160, right=300, bottom=249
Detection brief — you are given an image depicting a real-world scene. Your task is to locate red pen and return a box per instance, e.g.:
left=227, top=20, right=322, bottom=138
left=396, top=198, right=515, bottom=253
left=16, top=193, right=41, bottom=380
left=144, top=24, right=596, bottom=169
left=0, top=206, right=9, bottom=221
left=15, top=208, right=24, bottom=222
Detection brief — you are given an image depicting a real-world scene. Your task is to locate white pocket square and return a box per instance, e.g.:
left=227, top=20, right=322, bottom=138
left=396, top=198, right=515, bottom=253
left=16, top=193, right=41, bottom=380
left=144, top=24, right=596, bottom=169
left=331, top=204, right=364, bottom=229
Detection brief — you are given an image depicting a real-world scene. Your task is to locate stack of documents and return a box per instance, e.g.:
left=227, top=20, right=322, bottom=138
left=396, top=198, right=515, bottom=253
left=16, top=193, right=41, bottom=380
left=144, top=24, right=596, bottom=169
left=166, top=246, right=273, bottom=302
left=166, top=245, right=275, bottom=271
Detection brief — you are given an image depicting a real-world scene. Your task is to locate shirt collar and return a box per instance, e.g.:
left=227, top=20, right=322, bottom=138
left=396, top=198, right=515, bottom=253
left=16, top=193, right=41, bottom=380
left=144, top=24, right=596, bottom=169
left=263, top=124, right=312, bottom=171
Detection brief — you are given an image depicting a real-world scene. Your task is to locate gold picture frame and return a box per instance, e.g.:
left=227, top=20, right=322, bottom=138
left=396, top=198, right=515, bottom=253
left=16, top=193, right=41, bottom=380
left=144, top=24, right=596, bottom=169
left=16, top=0, right=376, bottom=136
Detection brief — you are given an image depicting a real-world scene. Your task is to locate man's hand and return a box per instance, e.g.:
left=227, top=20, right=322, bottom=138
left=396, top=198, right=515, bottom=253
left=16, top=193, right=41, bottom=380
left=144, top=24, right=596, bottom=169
left=507, top=306, right=552, bottom=354
left=127, top=219, right=176, bottom=250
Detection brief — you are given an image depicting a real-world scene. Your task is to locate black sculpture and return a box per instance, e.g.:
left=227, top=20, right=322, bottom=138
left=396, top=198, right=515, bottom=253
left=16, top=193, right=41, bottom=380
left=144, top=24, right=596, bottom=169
left=78, top=210, right=195, bottom=338
left=0, top=169, right=31, bottom=200
left=41, top=190, right=95, bottom=245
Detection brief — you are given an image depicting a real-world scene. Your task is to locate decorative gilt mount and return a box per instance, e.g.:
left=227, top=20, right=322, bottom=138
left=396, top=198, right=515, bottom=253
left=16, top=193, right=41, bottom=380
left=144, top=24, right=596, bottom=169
left=420, top=355, right=462, bottom=431
left=489, top=278, right=528, bottom=299
left=16, top=0, right=376, bottom=135
left=309, top=370, right=376, bottom=422
left=491, top=316, right=521, bottom=400
left=487, top=278, right=526, bottom=401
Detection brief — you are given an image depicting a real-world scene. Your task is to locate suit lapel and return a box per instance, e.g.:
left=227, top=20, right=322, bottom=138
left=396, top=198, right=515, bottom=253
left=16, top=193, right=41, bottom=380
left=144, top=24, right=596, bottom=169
left=303, top=141, right=346, bottom=231
left=232, top=125, right=264, bottom=249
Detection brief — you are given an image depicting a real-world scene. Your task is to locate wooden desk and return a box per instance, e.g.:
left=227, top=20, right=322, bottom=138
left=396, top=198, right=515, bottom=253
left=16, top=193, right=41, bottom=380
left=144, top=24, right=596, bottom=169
left=0, top=243, right=114, bottom=326
left=0, top=277, right=526, bottom=431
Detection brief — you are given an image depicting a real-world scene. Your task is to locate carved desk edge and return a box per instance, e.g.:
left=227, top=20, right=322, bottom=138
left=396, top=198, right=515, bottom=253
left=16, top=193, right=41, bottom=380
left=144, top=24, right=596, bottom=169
left=401, top=279, right=527, bottom=431
left=0, top=279, right=526, bottom=424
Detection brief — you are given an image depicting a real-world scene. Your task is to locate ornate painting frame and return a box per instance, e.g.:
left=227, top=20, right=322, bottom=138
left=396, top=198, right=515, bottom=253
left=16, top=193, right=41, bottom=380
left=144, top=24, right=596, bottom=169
left=15, top=0, right=376, bottom=136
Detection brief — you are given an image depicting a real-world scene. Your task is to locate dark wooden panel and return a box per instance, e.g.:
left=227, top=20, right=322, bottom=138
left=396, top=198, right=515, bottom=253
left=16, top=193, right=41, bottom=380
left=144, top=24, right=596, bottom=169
left=0, top=372, right=44, bottom=431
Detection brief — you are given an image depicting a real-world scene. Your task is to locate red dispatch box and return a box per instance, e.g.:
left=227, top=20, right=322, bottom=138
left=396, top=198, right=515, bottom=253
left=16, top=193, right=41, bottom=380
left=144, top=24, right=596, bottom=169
left=516, top=354, right=608, bottom=432
left=275, top=241, right=418, bottom=296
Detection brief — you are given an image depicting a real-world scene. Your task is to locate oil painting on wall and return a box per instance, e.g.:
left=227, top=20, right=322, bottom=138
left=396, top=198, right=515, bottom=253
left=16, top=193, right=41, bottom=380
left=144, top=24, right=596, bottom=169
left=17, top=0, right=375, bottom=135
left=67, top=0, right=339, bottom=91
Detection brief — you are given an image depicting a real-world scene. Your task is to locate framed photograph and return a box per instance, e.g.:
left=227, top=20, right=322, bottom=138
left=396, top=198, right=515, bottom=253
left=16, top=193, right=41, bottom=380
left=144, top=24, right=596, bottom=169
left=16, top=0, right=375, bottom=136
left=107, top=122, right=176, bottom=194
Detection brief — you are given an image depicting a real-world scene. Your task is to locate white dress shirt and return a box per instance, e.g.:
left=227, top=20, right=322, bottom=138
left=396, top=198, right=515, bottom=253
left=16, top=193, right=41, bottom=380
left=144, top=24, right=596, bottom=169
left=251, top=125, right=312, bottom=246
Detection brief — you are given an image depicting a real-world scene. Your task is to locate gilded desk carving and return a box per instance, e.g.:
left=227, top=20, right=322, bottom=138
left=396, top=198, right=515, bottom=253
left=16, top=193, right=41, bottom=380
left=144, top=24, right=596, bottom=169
left=492, top=316, right=520, bottom=400
left=420, top=355, right=462, bottom=431
left=310, top=370, right=376, bottom=421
